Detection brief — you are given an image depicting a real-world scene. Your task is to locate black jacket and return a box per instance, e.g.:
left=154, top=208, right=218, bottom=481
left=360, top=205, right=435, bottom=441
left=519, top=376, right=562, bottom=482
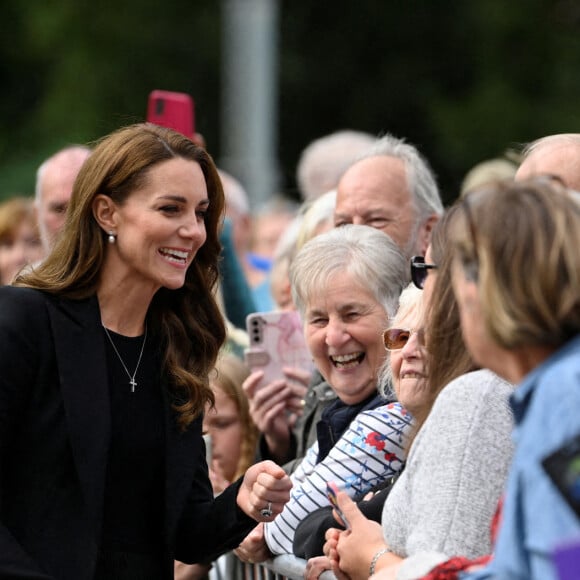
left=0, top=286, right=254, bottom=580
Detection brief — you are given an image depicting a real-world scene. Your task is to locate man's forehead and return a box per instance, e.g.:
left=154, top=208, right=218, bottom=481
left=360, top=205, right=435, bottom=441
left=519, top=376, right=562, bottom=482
left=344, top=154, right=405, bottom=180
left=339, top=154, right=408, bottom=191
left=334, top=201, right=399, bottom=217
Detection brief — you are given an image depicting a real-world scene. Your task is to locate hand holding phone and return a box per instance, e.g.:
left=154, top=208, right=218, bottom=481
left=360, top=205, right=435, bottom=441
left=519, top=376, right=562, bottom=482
left=327, top=482, right=351, bottom=530
left=244, top=310, right=313, bottom=389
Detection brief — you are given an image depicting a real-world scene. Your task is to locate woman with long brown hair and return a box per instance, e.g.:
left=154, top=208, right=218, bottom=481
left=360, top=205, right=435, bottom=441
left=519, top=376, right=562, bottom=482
left=0, top=123, right=291, bottom=580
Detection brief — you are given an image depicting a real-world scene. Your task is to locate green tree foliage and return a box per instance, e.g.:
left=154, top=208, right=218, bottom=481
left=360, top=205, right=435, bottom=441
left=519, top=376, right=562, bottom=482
left=2, top=0, right=580, bottom=204
left=278, top=0, right=580, bottom=202
left=0, top=0, right=221, bottom=196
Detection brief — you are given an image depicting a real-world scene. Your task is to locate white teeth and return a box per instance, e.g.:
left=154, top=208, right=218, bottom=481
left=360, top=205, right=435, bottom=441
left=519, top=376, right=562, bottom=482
left=330, top=352, right=364, bottom=369
left=331, top=353, right=361, bottom=363
left=160, top=248, right=188, bottom=261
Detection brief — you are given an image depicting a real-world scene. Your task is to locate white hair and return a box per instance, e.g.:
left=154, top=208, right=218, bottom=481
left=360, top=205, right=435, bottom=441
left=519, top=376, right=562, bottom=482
left=35, top=145, right=92, bottom=204
left=290, top=225, right=409, bottom=321
left=296, top=130, right=377, bottom=201
left=218, top=169, right=250, bottom=216
left=378, top=284, right=424, bottom=398
left=362, top=134, right=443, bottom=222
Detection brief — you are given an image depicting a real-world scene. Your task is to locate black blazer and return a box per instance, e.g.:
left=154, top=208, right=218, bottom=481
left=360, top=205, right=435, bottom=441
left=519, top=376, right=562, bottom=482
left=0, top=286, right=254, bottom=580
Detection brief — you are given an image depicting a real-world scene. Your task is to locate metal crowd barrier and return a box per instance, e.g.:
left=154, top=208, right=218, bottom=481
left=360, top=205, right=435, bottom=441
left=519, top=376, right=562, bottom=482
left=259, top=554, right=337, bottom=580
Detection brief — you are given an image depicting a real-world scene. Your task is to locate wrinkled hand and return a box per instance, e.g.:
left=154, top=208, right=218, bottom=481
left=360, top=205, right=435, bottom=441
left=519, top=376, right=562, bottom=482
left=322, top=528, right=341, bottom=576
left=243, top=367, right=309, bottom=461
left=304, top=555, right=335, bottom=580
left=234, top=523, right=272, bottom=564
left=237, top=460, right=292, bottom=522
left=323, top=492, right=388, bottom=580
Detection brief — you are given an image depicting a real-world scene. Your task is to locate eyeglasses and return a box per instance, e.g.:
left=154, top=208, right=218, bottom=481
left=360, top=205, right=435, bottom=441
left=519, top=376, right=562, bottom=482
left=382, top=327, right=423, bottom=351
left=410, top=255, right=438, bottom=289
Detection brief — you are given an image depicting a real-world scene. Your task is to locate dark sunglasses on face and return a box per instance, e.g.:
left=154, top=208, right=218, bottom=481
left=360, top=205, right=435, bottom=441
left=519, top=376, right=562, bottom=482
left=383, top=327, right=424, bottom=351
left=410, top=255, right=438, bottom=289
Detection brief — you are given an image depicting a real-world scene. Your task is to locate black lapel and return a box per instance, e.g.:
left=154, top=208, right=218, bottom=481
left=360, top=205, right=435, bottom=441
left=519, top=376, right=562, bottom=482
left=45, top=294, right=110, bottom=531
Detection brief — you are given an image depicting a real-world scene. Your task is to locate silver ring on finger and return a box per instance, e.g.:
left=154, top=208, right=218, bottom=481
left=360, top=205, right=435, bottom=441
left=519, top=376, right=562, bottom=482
left=260, top=501, right=273, bottom=517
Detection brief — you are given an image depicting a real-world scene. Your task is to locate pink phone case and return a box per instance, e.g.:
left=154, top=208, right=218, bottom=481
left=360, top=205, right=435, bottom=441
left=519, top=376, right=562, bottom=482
left=244, top=310, right=313, bottom=389
left=146, top=90, right=195, bottom=138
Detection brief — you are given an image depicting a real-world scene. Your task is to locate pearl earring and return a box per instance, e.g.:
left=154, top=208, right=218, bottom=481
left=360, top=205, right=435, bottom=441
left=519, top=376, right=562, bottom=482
left=108, top=232, right=116, bottom=244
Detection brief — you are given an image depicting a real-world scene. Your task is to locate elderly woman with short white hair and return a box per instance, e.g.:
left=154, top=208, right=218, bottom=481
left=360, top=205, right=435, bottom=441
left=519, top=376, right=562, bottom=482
left=235, top=224, right=414, bottom=564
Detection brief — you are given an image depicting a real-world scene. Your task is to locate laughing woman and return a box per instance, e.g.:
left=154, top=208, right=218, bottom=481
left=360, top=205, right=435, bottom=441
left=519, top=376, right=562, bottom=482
left=0, top=123, right=291, bottom=580
left=235, top=225, right=413, bottom=564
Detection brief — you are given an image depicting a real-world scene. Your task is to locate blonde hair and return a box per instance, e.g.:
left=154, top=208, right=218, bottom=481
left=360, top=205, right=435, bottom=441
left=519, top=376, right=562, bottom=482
left=295, top=189, right=336, bottom=252
left=460, top=157, right=518, bottom=197
left=211, top=353, right=258, bottom=479
left=0, top=197, right=39, bottom=244
left=452, top=178, right=580, bottom=349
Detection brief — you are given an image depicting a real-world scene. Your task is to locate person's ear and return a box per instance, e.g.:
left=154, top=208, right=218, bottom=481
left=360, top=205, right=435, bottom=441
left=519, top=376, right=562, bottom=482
left=416, top=213, right=440, bottom=255
left=92, top=194, right=118, bottom=233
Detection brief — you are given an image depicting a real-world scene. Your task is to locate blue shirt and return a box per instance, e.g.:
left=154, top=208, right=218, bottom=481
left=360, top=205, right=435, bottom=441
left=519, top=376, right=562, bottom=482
left=463, top=334, right=580, bottom=579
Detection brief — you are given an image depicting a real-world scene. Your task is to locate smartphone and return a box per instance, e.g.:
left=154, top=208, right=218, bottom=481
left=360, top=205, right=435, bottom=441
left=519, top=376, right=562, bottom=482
left=542, top=433, right=580, bottom=518
left=244, top=310, right=313, bottom=389
left=146, top=90, right=195, bottom=139
left=327, top=482, right=350, bottom=530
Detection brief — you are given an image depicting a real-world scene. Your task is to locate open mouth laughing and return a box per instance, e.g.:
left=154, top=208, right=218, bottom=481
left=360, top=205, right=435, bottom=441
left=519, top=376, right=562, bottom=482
left=330, top=352, right=365, bottom=369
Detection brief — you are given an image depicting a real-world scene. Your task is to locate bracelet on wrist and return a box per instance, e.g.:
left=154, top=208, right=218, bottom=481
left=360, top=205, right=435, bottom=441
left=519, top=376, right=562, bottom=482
left=369, top=546, right=391, bottom=576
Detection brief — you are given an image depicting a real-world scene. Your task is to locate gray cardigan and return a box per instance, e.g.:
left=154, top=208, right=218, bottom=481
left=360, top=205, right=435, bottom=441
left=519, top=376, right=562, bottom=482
left=381, top=369, right=515, bottom=579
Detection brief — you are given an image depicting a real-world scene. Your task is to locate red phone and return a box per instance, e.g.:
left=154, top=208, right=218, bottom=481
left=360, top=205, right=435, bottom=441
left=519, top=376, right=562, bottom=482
left=146, top=90, right=195, bottom=139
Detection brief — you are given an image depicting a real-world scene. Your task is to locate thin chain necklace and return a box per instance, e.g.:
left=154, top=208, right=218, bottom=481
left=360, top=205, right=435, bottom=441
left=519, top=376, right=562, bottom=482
left=103, top=324, right=148, bottom=393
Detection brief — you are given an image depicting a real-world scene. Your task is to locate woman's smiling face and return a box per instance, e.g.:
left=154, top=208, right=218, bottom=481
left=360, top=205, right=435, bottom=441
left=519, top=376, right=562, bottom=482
left=98, top=157, right=210, bottom=295
left=304, top=271, right=389, bottom=405
left=389, top=305, right=429, bottom=416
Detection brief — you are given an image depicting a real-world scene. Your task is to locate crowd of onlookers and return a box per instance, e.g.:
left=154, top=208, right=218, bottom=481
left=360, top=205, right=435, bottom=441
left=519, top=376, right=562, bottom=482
left=2, top=128, right=580, bottom=580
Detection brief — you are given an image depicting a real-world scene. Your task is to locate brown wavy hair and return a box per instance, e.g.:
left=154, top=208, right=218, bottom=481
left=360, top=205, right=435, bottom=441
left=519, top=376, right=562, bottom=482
left=15, top=123, right=226, bottom=429
left=424, top=205, right=477, bottom=422
left=404, top=206, right=478, bottom=450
